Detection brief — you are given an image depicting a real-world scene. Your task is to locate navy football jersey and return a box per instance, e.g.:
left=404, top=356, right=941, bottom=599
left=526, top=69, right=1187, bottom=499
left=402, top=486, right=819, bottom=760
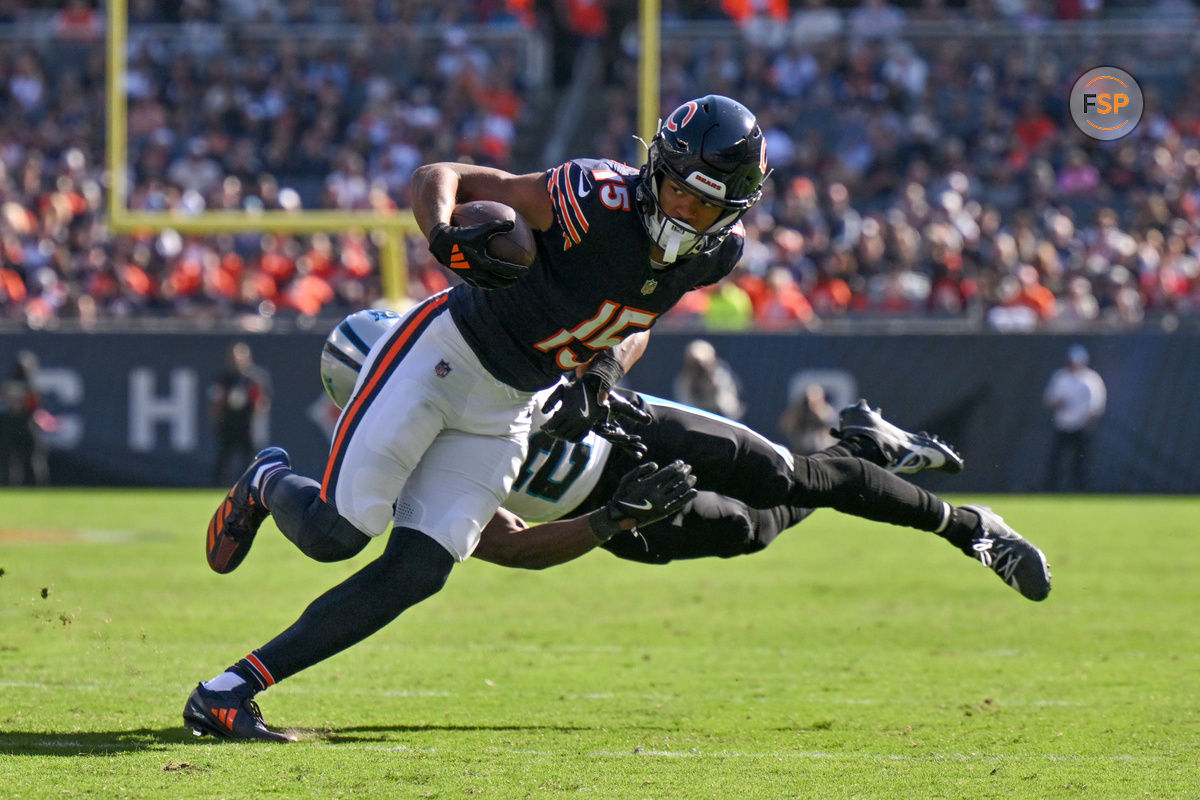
left=448, top=158, right=745, bottom=392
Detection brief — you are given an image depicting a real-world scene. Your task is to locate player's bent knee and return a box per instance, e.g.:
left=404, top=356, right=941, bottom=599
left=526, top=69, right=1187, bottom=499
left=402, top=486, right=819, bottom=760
left=601, top=534, right=675, bottom=564
left=683, top=493, right=763, bottom=559
left=746, top=505, right=806, bottom=552
left=304, top=520, right=371, bottom=562
left=298, top=499, right=371, bottom=561
left=604, top=496, right=763, bottom=563
left=713, top=508, right=765, bottom=558
left=379, top=527, right=455, bottom=600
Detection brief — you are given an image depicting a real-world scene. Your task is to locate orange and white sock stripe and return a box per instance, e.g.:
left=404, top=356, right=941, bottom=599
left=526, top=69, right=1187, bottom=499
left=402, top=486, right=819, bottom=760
left=244, top=651, right=276, bottom=690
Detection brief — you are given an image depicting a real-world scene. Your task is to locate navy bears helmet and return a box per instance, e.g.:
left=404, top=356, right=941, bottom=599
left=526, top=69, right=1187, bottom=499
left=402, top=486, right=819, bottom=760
left=638, top=94, right=769, bottom=262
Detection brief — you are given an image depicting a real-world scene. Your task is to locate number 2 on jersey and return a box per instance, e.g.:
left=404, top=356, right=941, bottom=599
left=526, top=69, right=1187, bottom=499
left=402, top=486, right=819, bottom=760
left=534, top=302, right=659, bottom=370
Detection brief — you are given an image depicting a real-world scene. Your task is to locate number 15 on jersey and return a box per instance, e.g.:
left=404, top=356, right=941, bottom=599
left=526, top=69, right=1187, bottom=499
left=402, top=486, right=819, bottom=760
left=535, top=301, right=658, bottom=370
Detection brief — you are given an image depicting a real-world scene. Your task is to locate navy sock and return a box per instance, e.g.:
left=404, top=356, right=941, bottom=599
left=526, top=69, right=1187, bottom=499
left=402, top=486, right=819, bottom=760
left=226, top=652, right=276, bottom=694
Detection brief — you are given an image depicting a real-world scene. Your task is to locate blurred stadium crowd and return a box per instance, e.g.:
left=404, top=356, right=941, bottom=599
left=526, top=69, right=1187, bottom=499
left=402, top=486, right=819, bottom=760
left=1, top=0, right=1199, bottom=331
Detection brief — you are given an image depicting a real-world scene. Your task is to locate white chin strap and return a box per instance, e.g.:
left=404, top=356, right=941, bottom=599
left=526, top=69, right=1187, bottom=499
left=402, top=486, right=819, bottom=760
left=662, top=226, right=684, bottom=263
left=654, top=216, right=702, bottom=264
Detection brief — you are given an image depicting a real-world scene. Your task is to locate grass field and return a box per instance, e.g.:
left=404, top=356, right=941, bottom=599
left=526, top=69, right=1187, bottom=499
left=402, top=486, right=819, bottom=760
left=1, top=490, right=1198, bottom=799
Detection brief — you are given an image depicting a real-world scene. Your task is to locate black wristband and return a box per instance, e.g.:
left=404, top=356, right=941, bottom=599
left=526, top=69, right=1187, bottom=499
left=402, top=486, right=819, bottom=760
left=585, top=351, right=625, bottom=394
left=586, top=507, right=624, bottom=542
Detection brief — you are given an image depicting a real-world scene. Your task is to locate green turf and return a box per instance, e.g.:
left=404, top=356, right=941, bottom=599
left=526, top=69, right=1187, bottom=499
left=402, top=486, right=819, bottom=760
left=1, top=490, right=1197, bottom=799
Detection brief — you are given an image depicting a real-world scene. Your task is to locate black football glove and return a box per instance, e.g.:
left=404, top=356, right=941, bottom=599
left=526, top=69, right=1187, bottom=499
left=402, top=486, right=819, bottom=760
left=540, top=373, right=607, bottom=443
left=589, top=460, right=698, bottom=541
left=543, top=352, right=634, bottom=443
left=428, top=220, right=530, bottom=290
left=593, top=390, right=653, bottom=458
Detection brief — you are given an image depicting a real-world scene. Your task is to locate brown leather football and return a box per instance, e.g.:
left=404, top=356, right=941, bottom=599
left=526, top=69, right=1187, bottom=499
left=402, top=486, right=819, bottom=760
left=450, top=200, right=537, bottom=266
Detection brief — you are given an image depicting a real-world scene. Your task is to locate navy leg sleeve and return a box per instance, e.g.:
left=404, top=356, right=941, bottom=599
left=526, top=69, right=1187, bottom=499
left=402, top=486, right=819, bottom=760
left=264, top=472, right=371, bottom=561
left=253, top=527, right=454, bottom=684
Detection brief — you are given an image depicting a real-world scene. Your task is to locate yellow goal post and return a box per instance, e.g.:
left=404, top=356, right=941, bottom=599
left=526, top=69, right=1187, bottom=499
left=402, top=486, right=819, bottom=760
left=104, top=0, right=417, bottom=304
left=104, top=0, right=662, bottom=306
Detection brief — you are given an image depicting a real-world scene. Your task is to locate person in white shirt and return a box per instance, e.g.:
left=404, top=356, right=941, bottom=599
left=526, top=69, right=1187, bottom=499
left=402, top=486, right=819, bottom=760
left=1043, top=344, right=1106, bottom=491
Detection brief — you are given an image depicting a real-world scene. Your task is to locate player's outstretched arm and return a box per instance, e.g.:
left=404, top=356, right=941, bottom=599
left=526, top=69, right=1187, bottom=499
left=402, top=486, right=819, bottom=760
left=473, top=461, right=698, bottom=570
left=473, top=508, right=610, bottom=570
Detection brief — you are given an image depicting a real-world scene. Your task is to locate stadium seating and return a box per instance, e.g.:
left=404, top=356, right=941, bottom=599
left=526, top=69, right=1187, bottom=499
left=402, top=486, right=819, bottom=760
left=1, top=0, right=1198, bottom=330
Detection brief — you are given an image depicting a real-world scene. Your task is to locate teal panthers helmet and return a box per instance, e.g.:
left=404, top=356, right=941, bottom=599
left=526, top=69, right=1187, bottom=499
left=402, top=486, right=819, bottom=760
left=319, top=309, right=402, bottom=407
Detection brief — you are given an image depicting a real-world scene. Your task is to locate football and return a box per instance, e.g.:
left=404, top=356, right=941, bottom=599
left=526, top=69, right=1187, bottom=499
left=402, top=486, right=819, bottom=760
left=450, top=200, right=537, bottom=266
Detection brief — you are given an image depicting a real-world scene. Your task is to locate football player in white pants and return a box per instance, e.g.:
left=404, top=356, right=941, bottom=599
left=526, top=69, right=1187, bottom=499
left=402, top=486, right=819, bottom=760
left=187, top=96, right=777, bottom=741
left=319, top=312, right=1051, bottom=591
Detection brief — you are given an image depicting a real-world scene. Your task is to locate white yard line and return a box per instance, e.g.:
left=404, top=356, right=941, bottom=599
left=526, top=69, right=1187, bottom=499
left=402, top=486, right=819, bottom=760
left=343, top=744, right=1168, bottom=762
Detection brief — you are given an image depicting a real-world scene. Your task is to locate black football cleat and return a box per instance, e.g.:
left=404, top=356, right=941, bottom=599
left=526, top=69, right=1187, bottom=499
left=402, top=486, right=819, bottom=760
left=961, top=504, right=1051, bottom=601
left=834, top=399, right=964, bottom=475
left=183, top=682, right=295, bottom=742
left=206, top=447, right=290, bottom=574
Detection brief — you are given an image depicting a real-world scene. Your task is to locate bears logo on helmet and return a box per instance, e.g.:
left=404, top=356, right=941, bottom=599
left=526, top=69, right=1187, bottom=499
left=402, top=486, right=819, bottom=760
left=637, top=94, right=770, bottom=263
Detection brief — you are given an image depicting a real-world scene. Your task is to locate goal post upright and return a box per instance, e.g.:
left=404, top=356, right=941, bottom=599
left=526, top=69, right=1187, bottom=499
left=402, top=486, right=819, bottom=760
left=638, top=0, right=661, bottom=147
left=104, top=0, right=414, bottom=305
left=105, top=0, right=128, bottom=227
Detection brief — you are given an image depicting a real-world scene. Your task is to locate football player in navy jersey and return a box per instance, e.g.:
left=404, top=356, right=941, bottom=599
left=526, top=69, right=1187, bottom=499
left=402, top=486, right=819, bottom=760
left=186, top=95, right=776, bottom=741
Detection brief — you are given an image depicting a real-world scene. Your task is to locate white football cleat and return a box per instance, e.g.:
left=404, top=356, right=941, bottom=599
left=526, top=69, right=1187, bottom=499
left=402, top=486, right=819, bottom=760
left=834, top=399, right=964, bottom=474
